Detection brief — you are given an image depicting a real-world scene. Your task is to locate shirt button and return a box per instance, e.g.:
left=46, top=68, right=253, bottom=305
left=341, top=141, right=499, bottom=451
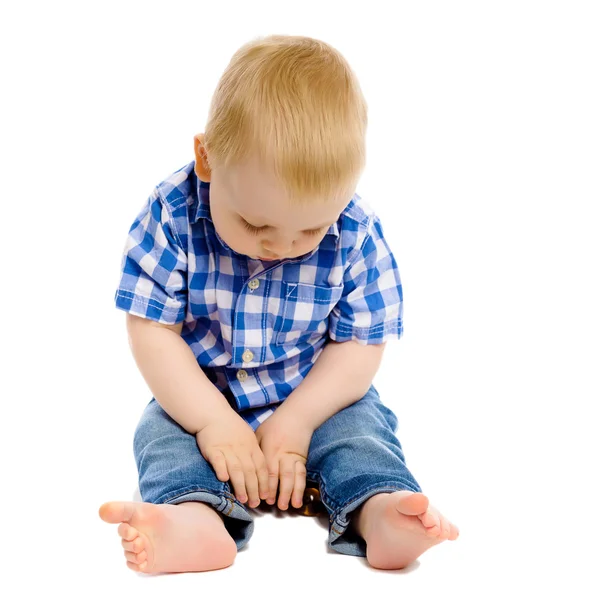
left=236, top=369, right=248, bottom=382
left=242, top=350, right=254, bottom=363
left=248, top=278, right=260, bottom=291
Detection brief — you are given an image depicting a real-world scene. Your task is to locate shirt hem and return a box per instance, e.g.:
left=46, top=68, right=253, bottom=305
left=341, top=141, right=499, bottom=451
left=115, top=290, right=184, bottom=324
left=328, top=318, right=403, bottom=344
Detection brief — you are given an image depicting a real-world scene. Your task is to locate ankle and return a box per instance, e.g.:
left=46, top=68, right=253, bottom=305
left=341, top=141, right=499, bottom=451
left=177, top=501, right=225, bottom=523
left=352, top=493, right=391, bottom=539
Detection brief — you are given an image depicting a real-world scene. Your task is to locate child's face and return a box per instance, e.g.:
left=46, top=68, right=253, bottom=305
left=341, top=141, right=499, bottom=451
left=202, top=150, right=352, bottom=261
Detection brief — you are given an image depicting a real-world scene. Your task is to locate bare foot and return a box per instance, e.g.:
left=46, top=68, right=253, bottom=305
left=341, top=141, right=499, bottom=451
left=353, top=491, right=459, bottom=570
left=98, top=500, right=237, bottom=574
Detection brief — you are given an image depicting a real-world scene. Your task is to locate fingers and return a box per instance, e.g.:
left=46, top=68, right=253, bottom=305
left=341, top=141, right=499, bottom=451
left=207, top=450, right=229, bottom=482
left=207, top=445, right=307, bottom=511
left=223, top=452, right=249, bottom=503
left=253, top=450, right=270, bottom=501
left=206, top=447, right=267, bottom=506
left=277, top=458, right=306, bottom=511
left=291, top=462, right=307, bottom=509
left=241, top=455, right=260, bottom=507
left=266, top=459, right=279, bottom=505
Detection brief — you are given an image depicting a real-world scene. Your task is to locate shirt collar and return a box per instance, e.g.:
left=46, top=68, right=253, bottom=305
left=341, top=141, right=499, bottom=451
left=193, top=172, right=340, bottom=238
left=193, top=176, right=213, bottom=224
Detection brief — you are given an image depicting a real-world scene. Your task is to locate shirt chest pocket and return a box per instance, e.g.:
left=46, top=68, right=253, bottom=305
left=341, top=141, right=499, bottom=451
left=275, top=282, right=344, bottom=346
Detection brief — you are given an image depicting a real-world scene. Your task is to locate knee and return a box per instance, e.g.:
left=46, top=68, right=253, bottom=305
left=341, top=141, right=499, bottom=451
left=133, top=402, right=180, bottom=453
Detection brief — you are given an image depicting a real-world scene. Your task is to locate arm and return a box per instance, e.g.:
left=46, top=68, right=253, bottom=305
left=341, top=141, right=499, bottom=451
left=117, top=192, right=269, bottom=506
left=273, top=339, right=386, bottom=431
left=126, top=313, right=234, bottom=435
left=279, top=211, right=402, bottom=430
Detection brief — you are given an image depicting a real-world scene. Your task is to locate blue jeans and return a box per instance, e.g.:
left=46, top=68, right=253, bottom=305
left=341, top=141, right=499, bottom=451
left=133, top=384, right=422, bottom=557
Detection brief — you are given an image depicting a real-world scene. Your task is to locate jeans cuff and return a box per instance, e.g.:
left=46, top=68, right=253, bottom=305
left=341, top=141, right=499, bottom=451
left=163, top=489, right=254, bottom=551
left=327, top=480, right=422, bottom=557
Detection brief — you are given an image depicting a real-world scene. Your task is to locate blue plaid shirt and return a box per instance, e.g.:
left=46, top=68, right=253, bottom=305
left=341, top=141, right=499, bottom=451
left=116, top=160, right=404, bottom=430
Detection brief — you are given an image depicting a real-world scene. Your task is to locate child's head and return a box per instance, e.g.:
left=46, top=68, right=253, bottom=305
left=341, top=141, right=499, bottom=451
left=193, top=34, right=367, bottom=260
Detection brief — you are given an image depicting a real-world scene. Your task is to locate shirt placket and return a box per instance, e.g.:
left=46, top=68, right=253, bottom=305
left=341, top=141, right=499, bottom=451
left=234, top=277, right=262, bottom=376
left=227, top=251, right=318, bottom=409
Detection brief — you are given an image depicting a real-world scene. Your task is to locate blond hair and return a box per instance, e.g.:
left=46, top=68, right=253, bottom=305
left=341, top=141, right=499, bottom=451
left=203, top=34, right=367, bottom=204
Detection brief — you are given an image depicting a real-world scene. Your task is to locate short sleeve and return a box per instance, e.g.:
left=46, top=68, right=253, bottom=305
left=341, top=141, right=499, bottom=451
left=328, top=214, right=403, bottom=344
left=114, top=189, right=188, bottom=324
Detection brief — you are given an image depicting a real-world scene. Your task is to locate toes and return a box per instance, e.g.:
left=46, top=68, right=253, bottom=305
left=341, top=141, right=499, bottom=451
left=124, top=550, right=147, bottom=564
left=117, top=522, right=139, bottom=542
left=126, top=559, right=148, bottom=572
left=437, top=514, right=459, bottom=540
left=122, top=537, right=144, bottom=553
left=424, top=524, right=441, bottom=538
left=424, top=515, right=458, bottom=541
left=393, top=491, right=429, bottom=516
left=126, top=560, right=144, bottom=572
left=419, top=508, right=440, bottom=529
left=99, top=501, right=136, bottom=525
left=439, top=517, right=451, bottom=540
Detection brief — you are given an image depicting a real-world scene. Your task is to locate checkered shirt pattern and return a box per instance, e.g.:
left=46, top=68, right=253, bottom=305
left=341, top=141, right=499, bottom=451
left=115, top=161, right=404, bottom=430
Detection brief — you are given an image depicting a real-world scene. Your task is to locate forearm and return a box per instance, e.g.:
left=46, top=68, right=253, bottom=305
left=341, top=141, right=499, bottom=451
left=274, top=339, right=386, bottom=431
left=126, top=314, right=233, bottom=434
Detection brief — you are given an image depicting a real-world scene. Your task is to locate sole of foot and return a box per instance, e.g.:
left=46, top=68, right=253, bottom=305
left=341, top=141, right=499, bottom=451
left=99, top=500, right=237, bottom=574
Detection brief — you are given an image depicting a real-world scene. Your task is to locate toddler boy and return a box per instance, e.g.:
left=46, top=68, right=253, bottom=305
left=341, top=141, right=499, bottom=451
left=99, top=34, right=459, bottom=573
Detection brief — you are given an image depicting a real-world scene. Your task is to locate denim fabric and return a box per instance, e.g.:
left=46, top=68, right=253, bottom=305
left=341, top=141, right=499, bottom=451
left=133, top=384, right=421, bottom=556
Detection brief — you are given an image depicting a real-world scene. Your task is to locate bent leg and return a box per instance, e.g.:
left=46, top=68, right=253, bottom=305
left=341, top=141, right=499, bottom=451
left=134, top=398, right=254, bottom=550
left=305, top=386, right=421, bottom=556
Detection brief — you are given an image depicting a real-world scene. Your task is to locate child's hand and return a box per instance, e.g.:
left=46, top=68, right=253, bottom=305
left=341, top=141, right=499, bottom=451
left=195, top=410, right=270, bottom=507
left=255, top=413, right=314, bottom=511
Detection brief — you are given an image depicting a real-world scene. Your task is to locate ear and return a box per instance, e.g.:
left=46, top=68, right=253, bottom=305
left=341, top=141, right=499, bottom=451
left=193, top=133, right=211, bottom=182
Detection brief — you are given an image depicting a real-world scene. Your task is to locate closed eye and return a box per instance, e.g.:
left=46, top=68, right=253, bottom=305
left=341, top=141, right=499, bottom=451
left=241, top=218, right=326, bottom=236
left=304, top=227, right=326, bottom=236
left=241, top=220, right=266, bottom=235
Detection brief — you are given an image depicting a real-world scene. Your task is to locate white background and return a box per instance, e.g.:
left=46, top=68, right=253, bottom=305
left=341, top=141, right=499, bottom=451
left=2, top=0, right=598, bottom=597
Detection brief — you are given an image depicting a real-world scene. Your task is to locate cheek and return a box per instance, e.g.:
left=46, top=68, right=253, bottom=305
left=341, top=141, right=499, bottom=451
left=294, top=236, right=322, bottom=254
left=308, top=233, right=327, bottom=247
left=211, top=209, right=249, bottom=249
left=239, top=228, right=263, bottom=251
left=213, top=208, right=239, bottom=239
left=208, top=198, right=225, bottom=228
